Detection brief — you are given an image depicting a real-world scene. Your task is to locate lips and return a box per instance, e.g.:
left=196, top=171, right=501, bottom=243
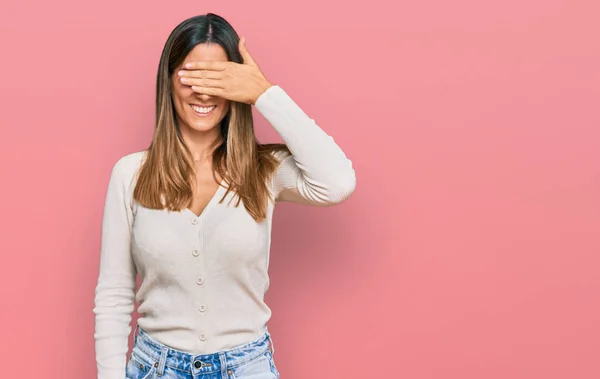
left=190, top=104, right=216, bottom=116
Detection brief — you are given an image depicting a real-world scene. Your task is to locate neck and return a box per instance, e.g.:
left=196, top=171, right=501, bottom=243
left=180, top=125, right=223, bottom=164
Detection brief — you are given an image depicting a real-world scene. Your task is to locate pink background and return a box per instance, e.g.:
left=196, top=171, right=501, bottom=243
left=1, top=0, right=599, bottom=378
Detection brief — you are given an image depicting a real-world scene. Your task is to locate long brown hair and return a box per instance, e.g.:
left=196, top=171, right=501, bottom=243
left=133, top=13, right=289, bottom=222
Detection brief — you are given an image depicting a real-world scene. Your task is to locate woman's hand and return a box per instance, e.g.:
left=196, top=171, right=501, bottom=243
left=178, top=37, right=273, bottom=104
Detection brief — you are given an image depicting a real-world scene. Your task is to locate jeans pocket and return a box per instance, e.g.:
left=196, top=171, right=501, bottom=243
left=125, top=350, right=157, bottom=379
left=228, top=351, right=277, bottom=379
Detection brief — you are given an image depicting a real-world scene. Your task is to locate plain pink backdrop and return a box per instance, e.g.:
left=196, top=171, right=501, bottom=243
left=0, top=0, right=598, bottom=378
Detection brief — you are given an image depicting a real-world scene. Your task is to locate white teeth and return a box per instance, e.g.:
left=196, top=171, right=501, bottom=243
left=190, top=104, right=216, bottom=114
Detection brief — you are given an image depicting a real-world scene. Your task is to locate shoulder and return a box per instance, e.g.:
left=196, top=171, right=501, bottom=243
left=269, top=149, right=291, bottom=162
left=109, top=150, right=147, bottom=185
left=112, top=150, right=146, bottom=171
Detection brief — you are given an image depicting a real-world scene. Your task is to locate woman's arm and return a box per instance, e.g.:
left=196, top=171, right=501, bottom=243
left=255, top=85, right=357, bottom=205
left=92, top=156, right=137, bottom=379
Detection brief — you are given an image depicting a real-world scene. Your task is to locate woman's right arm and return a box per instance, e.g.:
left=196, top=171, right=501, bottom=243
left=92, top=156, right=137, bottom=379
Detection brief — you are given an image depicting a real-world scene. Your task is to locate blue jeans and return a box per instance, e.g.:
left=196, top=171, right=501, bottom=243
left=126, top=325, right=280, bottom=379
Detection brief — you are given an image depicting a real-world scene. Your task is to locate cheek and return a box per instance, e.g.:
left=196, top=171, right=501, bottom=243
left=174, top=89, right=195, bottom=113
left=175, top=85, right=194, bottom=99
left=219, top=102, right=230, bottom=118
left=171, top=77, right=192, bottom=98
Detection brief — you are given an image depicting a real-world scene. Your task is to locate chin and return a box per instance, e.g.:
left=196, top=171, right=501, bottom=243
left=189, top=124, right=220, bottom=132
left=183, top=118, right=217, bottom=131
left=184, top=110, right=224, bottom=131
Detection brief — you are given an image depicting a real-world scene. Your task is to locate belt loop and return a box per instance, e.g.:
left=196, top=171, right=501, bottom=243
left=133, top=324, right=139, bottom=344
left=157, top=346, right=168, bottom=376
left=219, top=352, right=228, bottom=378
left=267, top=330, right=275, bottom=355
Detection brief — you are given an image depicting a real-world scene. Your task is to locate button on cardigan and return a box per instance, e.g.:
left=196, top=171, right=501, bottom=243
left=93, top=85, right=356, bottom=379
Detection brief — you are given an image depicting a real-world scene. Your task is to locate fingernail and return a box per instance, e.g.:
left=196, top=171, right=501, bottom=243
left=178, top=71, right=184, bottom=76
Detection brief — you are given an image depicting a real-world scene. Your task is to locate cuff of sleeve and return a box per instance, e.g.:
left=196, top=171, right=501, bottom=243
left=254, top=85, right=287, bottom=110
left=253, top=85, right=314, bottom=129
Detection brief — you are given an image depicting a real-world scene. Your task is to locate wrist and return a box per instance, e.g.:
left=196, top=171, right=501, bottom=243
left=253, top=80, right=274, bottom=104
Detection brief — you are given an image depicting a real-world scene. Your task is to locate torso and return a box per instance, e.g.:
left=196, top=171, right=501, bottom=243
left=129, top=151, right=275, bottom=353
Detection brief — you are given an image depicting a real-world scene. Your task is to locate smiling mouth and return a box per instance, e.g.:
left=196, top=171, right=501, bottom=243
left=190, top=104, right=217, bottom=116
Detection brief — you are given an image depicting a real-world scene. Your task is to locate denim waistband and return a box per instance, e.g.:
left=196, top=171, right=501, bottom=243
left=132, top=325, right=274, bottom=376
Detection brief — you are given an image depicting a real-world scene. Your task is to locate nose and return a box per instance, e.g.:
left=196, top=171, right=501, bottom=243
left=195, top=93, right=213, bottom=102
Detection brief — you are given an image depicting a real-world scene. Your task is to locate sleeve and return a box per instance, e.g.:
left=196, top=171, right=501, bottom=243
left=92, top=157, right=137, bottom=379
left=254, top=85, right=357, bottom=205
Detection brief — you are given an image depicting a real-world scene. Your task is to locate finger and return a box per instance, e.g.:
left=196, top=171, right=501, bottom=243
left=239, top=37, right=256, bottom=66
left=184, top=61, right=228, bottom=71
left=191, top=86, right=225, bottom=97
left=178, top=69, right=222, bottom=80
left=180, top=77, right=225, bottom=88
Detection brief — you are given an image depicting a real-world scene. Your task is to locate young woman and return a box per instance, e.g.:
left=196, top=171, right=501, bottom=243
left=93, top=13, right=356, bottom=379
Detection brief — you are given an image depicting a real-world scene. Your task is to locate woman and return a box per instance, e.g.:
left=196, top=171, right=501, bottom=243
left=93, top=13, right=356, bottom=379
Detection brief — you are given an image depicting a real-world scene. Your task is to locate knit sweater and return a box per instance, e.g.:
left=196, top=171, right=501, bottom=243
left=93, top=85, right=356, bottom=379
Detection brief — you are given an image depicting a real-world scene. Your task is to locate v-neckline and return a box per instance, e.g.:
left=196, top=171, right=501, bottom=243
left=185, top=177, right=227, bottom=220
